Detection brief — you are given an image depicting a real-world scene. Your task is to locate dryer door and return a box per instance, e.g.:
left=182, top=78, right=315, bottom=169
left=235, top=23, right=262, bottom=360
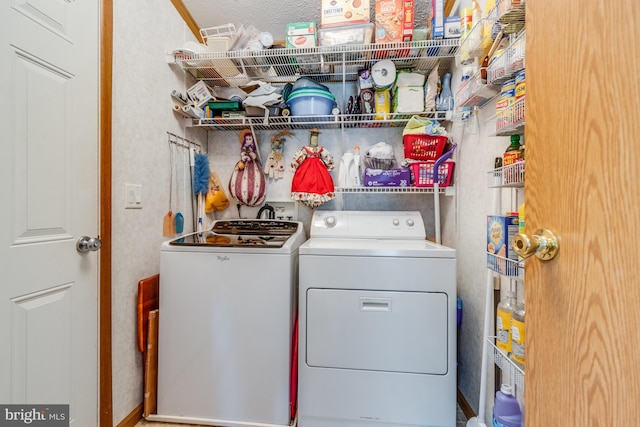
left=305, top=288, right=448, bottom=374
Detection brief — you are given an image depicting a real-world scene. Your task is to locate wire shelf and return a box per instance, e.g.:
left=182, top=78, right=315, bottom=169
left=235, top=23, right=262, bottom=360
left=456, top=68, right=500, bottom=108
left=487, top=252, right=524, bottom=280
left=170, top=39, right=460, bottom=87
left=487, top=162, right=524, bottom=188
left=187, top=111, right=455, bottom=131
left=335, top=186, right=446, bottom=194
left=488, top=338, right=525, bottom=391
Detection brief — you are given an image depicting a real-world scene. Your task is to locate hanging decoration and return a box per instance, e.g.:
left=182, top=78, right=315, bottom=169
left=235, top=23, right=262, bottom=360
left=264, top=129, right=293, bottom=180
left=290, top=128, right=335, bottom=209
left=228, top=128, right=267, bottom=207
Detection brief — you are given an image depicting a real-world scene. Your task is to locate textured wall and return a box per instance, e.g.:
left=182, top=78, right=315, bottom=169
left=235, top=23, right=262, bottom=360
left=184, top=0, right=431, bottom=41
left=446, top=101, right=522, bottom=419
left=111, top=0, right=206, bottom=422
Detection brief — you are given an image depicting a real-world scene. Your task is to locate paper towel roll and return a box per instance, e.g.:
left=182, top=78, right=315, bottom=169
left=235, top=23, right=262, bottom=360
left=182, top=104, right=204, bottom=119
left=371, top=60, right=397, bottom=89
left=173, top=104, right=191, bottom=118
left=171, top=90, right=189, bottom=104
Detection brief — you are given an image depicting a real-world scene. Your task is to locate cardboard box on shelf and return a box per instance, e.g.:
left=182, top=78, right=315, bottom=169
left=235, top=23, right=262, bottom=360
left=286, top=22, right=317, bottom=49
left=321, top=0, right=370, bottom=28
left=486, top=215, right=519, bottom=276
left=364, top=167, right=411, bottom=187
left=286, top=22, right=319, bottom=73
left=374, top=0, right=414, bottom=44
left=444, top=16, right=461, bottom=39
left=431, top=0, right=444, bottom=39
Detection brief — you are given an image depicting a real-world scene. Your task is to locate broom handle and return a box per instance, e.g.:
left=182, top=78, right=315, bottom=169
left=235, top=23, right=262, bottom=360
left=190, top=147, right=197, bottom=232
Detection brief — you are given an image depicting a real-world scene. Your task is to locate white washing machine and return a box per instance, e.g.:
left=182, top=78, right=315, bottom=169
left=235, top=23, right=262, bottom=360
left=298, top=211, right=456, bottom=427
left=153, top=219, right=306, bottom=427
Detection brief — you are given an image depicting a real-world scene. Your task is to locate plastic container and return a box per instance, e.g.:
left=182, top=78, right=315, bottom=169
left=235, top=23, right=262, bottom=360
left=364, top=154, right=395, bottom=170
left=510, top=300, right=525, bottom=369
left=287, top=95, right=336, bottom=116
left=496, top=290, right=516, bottom=353
left=287, top=88, right=335, bottom=101
left=403, top=134, right=448, bottom=161
left=317, top=22, right=374, bottom=47
left=409, top=160, right=455, bottom=187
left=492, top=384, right=523, bottom=427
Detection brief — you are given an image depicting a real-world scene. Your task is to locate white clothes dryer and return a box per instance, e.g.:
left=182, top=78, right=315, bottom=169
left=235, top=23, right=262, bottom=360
left=298, top=211, right=457, bottom=427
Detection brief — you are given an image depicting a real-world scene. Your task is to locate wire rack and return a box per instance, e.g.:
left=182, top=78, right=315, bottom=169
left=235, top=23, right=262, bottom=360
left=487, top=252, right=524, bottom=280
left=488, top=338, right=525, bottom=391
left=170, top=39, right=459, bottom=87
left=335, top=186, right=446, bottom=194
left=487, top=162, right=525, bottom=188
left=187, top=111, right=455, bottom=131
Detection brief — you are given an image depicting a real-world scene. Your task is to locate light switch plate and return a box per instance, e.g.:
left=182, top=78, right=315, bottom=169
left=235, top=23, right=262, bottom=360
left=125, top=183, right=142, bottom=209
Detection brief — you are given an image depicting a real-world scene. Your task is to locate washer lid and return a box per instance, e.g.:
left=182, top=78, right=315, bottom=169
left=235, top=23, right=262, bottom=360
left=299, top=237, right=455, bottom=258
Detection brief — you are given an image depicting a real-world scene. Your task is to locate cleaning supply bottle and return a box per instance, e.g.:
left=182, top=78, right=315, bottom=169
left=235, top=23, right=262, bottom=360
left=496, top=290, right=516, bottom=353
left=510, top=299, right=525, bottom=369
left=492, top=384, right=523, bottom=427
left=468, top=0, right=483, bottom=55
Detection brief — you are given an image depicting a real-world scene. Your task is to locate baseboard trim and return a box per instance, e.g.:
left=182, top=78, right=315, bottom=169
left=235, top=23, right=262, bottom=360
left=119, top=392, right=471, bottom=426
left=115, top=403, right=143, bottom=427
left=457, top=388, right=476, bottom=420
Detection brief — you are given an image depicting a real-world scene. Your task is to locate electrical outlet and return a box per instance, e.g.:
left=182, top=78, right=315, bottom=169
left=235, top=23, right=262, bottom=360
left=266, top=201, right=298, bottom=221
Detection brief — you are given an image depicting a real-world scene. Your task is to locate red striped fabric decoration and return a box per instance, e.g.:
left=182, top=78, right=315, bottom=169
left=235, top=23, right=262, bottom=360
left=228, top=129, right=267, bottom=207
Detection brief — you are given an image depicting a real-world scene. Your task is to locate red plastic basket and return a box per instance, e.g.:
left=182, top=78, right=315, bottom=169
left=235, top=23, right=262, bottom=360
left=403, top=134, right=448, bottom=161
left=410, top=161, right=455, bottom=187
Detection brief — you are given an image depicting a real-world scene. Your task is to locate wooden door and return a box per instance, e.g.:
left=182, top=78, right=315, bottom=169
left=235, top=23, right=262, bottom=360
left=0, top=1, right=100, bottom=424
left=526, top=1, right=640, bottom=425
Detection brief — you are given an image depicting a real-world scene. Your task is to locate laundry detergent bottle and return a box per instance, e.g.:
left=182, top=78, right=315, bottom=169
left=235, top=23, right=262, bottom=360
left=492, top=384, right=522, bottom=427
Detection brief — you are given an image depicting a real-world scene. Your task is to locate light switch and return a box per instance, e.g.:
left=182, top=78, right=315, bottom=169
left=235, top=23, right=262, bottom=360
left=125, top=183, right=142, bottom=209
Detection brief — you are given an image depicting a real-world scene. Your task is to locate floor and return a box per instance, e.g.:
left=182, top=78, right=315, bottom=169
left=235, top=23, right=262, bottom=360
left=135, top=405, right=468, bottom=427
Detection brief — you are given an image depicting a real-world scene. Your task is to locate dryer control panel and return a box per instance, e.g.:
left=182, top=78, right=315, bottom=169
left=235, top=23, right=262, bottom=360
left=309, top=210, right=426, bottom=240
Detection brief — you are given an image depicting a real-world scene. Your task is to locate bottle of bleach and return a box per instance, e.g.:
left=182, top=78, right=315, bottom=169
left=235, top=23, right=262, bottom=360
left=492, top=384, right=522, bottom=427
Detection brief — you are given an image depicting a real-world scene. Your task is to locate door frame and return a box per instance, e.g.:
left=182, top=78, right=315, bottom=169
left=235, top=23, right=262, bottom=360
left=99, top=0, right=113, bottom=425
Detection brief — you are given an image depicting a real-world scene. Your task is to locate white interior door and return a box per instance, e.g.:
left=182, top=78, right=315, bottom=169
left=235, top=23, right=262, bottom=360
left=0, top=1, right=100, bottom=425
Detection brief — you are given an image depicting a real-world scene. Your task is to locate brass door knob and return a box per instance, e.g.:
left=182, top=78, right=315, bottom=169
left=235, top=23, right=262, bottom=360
left=512, top=229, right=559, bottom=260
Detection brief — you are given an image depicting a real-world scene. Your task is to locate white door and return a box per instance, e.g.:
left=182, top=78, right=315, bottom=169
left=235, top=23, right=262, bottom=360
left=0, top=1, right=100, bottom=425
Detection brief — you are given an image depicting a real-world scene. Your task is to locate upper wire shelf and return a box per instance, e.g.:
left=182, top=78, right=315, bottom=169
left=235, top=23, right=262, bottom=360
left=185, top=111, right=458, bottom=131
left=169, top=39, right=460, bottom=87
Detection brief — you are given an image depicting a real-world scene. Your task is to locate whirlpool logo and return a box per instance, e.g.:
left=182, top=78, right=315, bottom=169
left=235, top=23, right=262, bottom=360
left=0, top=405, right=68, bottom=426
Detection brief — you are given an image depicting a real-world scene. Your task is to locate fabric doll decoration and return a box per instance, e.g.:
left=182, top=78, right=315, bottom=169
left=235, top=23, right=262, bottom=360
left=264, top=129, right=293, bottom=180
left=290, top=128, right=335, bottom=208
left=228, top=129, right=267, bottom=207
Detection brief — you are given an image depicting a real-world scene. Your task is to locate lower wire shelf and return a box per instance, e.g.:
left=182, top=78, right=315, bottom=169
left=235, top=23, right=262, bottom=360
left=488, top=337, right=525, bottom=392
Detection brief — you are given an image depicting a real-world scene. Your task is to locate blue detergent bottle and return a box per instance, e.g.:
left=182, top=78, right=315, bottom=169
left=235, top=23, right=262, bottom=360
left=492, top=384, right=522, bottom=427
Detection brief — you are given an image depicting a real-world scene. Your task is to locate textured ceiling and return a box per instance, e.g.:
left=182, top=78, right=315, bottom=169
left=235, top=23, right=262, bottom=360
left=182, top=0, right=432, bottom=42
